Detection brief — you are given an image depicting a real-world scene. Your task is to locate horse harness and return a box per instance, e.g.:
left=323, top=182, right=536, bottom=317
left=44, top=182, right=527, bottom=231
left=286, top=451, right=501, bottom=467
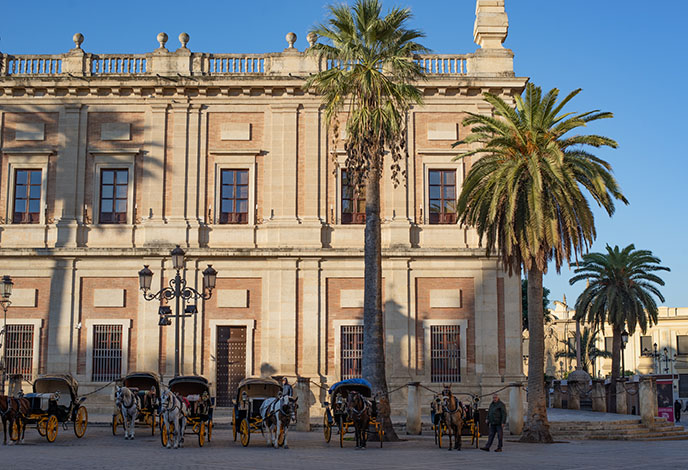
left=348, top=392, right=370, bottom=417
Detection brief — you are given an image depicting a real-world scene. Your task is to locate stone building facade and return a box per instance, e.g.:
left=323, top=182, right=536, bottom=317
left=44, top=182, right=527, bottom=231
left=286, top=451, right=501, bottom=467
left=0, top=1, right=526, bottom=416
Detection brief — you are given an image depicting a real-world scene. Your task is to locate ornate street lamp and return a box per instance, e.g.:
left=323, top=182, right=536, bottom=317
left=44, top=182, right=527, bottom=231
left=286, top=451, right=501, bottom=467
left=620, top=330, right=629, bottom=378
left=138, top=245, right=217, bottom=377
left=0, top=274, right=13, bottom=395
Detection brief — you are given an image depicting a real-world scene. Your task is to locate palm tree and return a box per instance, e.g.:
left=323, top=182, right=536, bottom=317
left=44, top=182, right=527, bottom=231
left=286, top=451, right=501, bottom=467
left=570, top=244, right=669, bottom=412
left=454, top=83, right=627, bottom=442
left=305, top=0, right=427, bottom=439
left=554, top=327, right=611, bottom=375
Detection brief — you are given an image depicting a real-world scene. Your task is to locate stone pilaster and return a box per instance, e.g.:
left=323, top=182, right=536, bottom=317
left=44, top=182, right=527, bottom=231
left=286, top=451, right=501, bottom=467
left=54, top=105, right=83, bottom=247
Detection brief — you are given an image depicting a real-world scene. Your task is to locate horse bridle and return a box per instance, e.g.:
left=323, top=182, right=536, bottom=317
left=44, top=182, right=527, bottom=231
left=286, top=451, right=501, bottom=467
left=117, top=388, right=136, bottom=410
left=347, top=391, right=368, bottom=417
left=162, top=391, right=182, bottom=415
left=442, top=393, right=461, bottom=414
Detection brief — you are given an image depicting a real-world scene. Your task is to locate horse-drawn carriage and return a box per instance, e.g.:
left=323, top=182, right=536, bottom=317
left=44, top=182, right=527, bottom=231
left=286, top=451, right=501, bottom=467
left=19, top=374, right=88, bottom=443
left=322, top=378, right=384, bottom=448
left=233, top=377, right=286, bottom=447
left=160, top=375, right=214, bottom=448
left=112, top=371, right=160, bottom=436
left=431, top=390, right=481, bottom=450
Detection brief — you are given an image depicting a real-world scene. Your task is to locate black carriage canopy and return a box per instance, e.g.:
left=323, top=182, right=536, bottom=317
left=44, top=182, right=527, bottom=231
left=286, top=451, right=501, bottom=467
left=123, top=371, right=161, bottom=395
left=169, top=375, right=212, bottom=397
left=235, top=377, right=282, bottom=400
left=33, top=374, right=79, bottom=400
left=328, top=378, right=373, bottom=397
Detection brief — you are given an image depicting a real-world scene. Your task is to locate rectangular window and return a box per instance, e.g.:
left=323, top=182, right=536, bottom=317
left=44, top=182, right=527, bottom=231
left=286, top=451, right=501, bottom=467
left=99, top=169, right=128, bottom=224
left=428, top=169, right=457, bottom=224
left=341, top=325, right=363, bottom=379
left=13, top=169, right=41, bottom=224
left=640, top=336, right=653, bottom=355
left=92, top=324, right=122, bottom=382
left=430, top=325, right=461, bottom=383
left=678, top=335, right=688, bottom=355
left=605, top=337, right=613, bottom=353
left=679, top=374, right=688, bottom=398
left=341, top=170, right=365, bottom=224
left=5, top=324, right=34, bottom=379
left=219, top=169, right=249, bottom=224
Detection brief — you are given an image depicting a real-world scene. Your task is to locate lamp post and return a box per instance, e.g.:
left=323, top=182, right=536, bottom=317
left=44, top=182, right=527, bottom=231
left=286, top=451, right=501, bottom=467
left=0, top=275, right=14, bottom=395
left=620, top=330, right=629, bottom=379
left=662, top=347, right=670, bottom=374
left=138, top=245, right=217, bottom=377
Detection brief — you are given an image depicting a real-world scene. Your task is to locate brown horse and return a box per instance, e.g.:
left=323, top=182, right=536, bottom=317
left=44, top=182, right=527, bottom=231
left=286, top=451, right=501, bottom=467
left=347, top=391, right=370, bottom=449
left=441, top=387, right=464, bottom=451
left=9, top=396, right=30, bottom=444
left=1, top=395, right=14, bottom=445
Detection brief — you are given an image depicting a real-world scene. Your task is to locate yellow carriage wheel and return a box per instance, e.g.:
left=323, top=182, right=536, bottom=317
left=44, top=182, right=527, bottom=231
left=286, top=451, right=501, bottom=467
left=74, top=407, right=88, bottom=438
left=207, top=420, right=213, bottom=442
left=198, top=421, right=206, bottom=447
left=232, top=410, right=238, bottom=441
left=277, top=426, right=285, bottom=447
left=193, top=422, right=200, bottom=434
left=323, top=413, right=332, bottom=443
left=239, top=419, right=250, bottom=447
left=472, top=422, right=480, bottom=448
left=111, top=414, right=119, bottom=435
left=160, top=422, right=173, bottom=447
left=437, top=423, right=443, bottom=448
left=10, top=420, right=20, bottom=441
left=378, top=423, right=384, bottom=448
left=37, top=417, right=47, bottom=436
left=45, top=415, right=59, bottom=443
left=339, top=418, right=346, bottom=448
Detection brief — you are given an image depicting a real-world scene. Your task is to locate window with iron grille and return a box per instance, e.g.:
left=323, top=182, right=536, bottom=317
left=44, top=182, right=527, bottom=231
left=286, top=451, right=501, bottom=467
left=219, top=169, right=249, bottom=224
left=678, top=335, right=688, bottom=355
left=5, top=324, right=34, bottom=379
left=341, top=325, right=363, bottom=379
left=99, top=169, right=128, bottom=224
left=640, top=336, right=653, bottom=355
left=428, top=170, right=457, bottom=224
left=13, top=169, right=41, bottom=224
left=430, top=325, right=461, bottom=383
left=679, top=374, right=688, bottom=398
left=341, top=170, right=366, bottom=224
left=92, top=324, right=122, bottom=382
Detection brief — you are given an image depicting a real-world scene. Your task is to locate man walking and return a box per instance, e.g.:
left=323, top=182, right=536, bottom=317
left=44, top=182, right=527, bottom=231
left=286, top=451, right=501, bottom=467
left=675, top=400, right=681, bottom=423
left=481, top=394, right=507, bottom=452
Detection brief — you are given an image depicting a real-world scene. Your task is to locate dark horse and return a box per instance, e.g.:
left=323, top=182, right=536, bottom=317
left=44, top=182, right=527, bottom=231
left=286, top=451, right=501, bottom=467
left=1, top=395, right=29, bottom=445
left=347, top=391, right=370, bottom=449
left=1, top=395, right=14, bottom=445
left=441, top=387, right=464, bottom=451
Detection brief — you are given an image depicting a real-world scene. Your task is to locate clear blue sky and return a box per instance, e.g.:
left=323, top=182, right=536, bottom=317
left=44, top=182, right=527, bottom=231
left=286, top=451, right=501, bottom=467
left=2, top=1, right=686, bottom=306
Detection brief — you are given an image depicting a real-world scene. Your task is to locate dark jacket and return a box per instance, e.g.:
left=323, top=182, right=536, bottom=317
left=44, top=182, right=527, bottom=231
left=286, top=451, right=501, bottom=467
left=487, top=400, right=507, bottom=425
left=282, top=383, right=293, bottom=397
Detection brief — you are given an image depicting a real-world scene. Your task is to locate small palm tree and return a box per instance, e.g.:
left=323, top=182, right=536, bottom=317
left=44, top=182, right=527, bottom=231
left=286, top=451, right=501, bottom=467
left=454, top=83, right=627, bottom=442
left=305, top=0, right=427, bottom=439
left=570, top=244, right=669, bottom=411
left=554, top=327, right=611, bottom=374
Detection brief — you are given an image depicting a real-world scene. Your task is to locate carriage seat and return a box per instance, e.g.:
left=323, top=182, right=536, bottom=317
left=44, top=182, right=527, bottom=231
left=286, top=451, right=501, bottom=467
left=185, top=394, right=200, bottom=402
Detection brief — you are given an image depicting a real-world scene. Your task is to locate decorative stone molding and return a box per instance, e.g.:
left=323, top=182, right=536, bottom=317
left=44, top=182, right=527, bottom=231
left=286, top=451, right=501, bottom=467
left=11, top=288, right=38, bottom=307
left=340, top=289, right=364, bottom=308
left=15, top=122, right=45, bottom=141
left=429, top=289, right=462, bottom=308
left=217, top=289, right=249, bottom=308
left=93, top=288, right=126, bottom=307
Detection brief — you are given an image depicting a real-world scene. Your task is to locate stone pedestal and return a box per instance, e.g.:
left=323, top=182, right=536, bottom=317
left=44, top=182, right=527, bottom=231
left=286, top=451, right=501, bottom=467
left=406, top=382, right=421, bottom=435
left=553, top=381, right=562, bottom=408
left=639, top=376, right=657, bottom=429
left=8, top=374, right=23, bottom=396
left=567, top=380, right=581, bottom=410
left=616, top=380, right=628, bottom=415
left=508, top=384, right=523, bottom=435
left=295, top=377, right=311, bottom=431
left=592, top=380, right=607, bottom=413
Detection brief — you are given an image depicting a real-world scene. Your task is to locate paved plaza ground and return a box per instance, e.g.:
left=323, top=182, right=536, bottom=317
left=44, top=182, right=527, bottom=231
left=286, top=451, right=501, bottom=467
left=1, top=424, right=686, bottom=470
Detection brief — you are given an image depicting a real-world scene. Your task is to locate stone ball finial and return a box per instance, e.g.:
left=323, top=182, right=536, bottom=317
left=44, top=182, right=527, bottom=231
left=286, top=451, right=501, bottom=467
left=179, top=32, right=190, bottom=49
left=286, top=32, right=297, bottom=49
left=157, top=32, right=168, bottom=49
left=73, top=33, right=84, bottom=49
left=307, top=32, right=318, bottom=48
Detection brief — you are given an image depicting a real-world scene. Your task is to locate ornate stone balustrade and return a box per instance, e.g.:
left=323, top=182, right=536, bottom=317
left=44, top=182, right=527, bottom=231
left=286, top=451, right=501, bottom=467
left=0, top=31, right=506, bottom=79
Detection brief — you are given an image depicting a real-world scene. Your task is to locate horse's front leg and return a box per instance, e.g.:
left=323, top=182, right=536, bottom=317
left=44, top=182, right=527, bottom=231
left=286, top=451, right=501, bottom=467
left=455, top=422, right=461, bottom=450
left=283, top=423, right=289, bottom=449
left=2, top=418, right=7, bottom=445
left=131, top=409, right=138, bottom=440
left=274, top=419, right=280, bottom=449
left=447, top=425, right=453, bottom=451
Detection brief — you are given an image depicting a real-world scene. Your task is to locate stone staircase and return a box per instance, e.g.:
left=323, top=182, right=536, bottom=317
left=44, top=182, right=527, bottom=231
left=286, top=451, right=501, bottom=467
left=550, top=417, right=688, bottom=441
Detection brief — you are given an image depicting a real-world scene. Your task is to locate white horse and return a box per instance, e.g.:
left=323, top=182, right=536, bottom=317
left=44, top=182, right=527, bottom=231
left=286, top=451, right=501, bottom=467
left=115, top=386, right=141, bottom=440
left=260, top=395, right=298, bottom=449
left=160, top=390, right=187, bottom=449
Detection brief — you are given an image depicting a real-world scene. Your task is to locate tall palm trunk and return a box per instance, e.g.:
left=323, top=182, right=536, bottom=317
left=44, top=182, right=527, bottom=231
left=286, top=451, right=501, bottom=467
left=520, top=267, right=553, bottom=443
left=361, top=167, right=397, bottom=440
left=609, top=325, right=622, bottom=413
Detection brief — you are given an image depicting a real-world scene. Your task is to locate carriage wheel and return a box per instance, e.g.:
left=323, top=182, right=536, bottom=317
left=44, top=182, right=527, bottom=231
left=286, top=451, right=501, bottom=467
left=323, top=413, right=332, bottom=443
left=111, top=414, right=119, bottom=435
left=232, top=410, right=238, bottom=441
left=160, top=422, right=173, bottom=447
left=437, top=424, right=443, bottom=448
left=208, top=420, right=213, bottom=442
left=277, top=426, right=285, bottom=447
left=338, top=417, right=345, bottom=448
left=472, top=422, right=480, bottom=448
left=74, top=407, right=88, bottom=438
left=239, top=419, right=250, bottom=447
left=198, top=421, right=206, bottom=447
left=10, top=420, right=20, bottom=441
left=37, top=418, right=47, bottom=436
left=45, top=415, right=59, bottom=443
left=378, top=423, right=384, bottom=448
